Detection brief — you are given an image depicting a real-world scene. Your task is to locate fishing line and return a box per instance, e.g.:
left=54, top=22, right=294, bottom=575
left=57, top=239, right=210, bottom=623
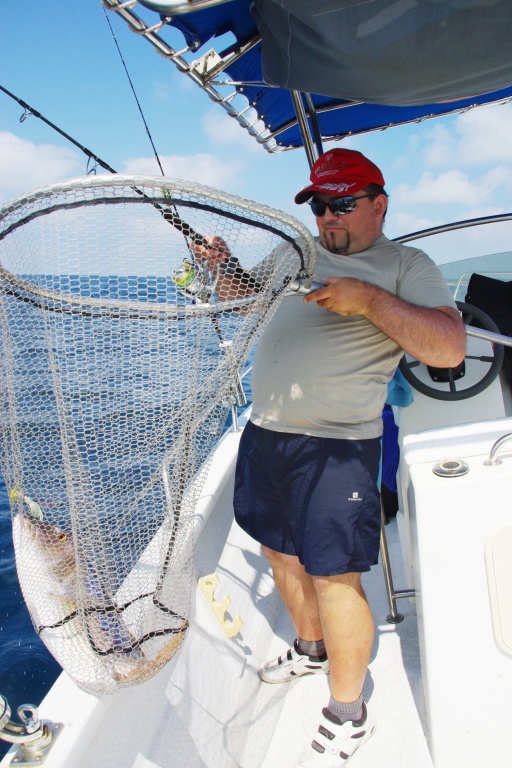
left=102, top=6, right=166, bottom=177
left=102, top=10, right=233, bottom=326
left=101, top=5, right=204, bottom=280
left=0, top=83, right=265, bottom=310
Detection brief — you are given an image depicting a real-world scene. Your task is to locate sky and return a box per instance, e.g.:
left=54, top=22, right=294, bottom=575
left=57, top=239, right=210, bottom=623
left=1, top=2, right=512, bottom=268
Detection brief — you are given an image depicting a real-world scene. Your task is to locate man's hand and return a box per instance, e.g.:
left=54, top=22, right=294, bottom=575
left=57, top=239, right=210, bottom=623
left=192, top=235, right=232, bottom=272
left=304, top=276, right=376, bottom=316
left=191, top=234, right=260, bottom=303
left=304, top=276, right=466, bottom=368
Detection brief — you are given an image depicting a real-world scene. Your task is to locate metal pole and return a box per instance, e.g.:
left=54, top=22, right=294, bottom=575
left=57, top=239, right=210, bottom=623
left=379, top=501, right=415, bottom=624
left=290, top=91, right=318, bottom=169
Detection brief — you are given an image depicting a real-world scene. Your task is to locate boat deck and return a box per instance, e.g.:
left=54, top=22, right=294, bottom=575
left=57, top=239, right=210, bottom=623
left=1, top=424, right=433, bottom=768
left=242, top=518, right=432, bottom=768
left=53, top=471, right=432, bottom=768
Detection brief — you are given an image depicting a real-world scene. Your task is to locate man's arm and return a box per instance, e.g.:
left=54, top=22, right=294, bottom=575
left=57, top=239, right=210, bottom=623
left=192, top=236, right=260, bottom=301
left=304, top=276, right=466, bottom=368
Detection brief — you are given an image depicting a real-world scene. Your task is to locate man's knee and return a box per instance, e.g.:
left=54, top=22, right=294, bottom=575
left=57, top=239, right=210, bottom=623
left=312, top=571, right=364, bottom=596
left=261, top=546, right=311, bottom=583
left=262, top=544, right=298, bottom=567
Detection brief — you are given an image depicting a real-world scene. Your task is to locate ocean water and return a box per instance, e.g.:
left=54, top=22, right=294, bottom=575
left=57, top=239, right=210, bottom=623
left=0, top=275, right=253, bottom=759
left=0, top=472, right=62, bottom=760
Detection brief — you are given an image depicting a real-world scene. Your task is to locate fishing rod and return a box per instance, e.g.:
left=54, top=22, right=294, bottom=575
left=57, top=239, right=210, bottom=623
left=0, top=84, right=117, bottom=175
left=0, top=83, right=210, bottom=252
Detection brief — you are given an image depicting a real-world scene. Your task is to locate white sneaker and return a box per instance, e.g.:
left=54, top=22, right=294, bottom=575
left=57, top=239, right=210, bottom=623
left=259, top=639, right=329, bottom=683
left=295, top=702, right=376, bottom=767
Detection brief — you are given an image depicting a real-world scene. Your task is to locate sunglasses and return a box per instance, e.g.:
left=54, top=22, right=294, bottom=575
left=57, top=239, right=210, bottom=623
left=309, top=194, right=374, bottom=217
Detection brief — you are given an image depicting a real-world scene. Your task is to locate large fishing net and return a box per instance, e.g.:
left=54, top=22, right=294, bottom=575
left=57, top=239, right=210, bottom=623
left=0, top=174, right=316, bottom=695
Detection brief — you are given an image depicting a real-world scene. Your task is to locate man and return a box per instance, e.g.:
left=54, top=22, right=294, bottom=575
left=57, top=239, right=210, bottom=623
left=195, top=148, right=465, bottom=767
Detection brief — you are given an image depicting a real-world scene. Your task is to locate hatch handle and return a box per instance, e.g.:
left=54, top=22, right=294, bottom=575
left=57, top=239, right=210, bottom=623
left=484, top=433, right=512, bottom=466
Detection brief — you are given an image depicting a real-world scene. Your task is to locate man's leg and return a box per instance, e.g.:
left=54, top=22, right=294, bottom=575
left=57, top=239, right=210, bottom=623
left=260, top=550, right=376, bottom=765
left=312, top=571, right=373, bottom=702
left=259, top=546, right=330, bottom=684
left=262, top=546, right=322, bottom=641
left=294, top=572, right=375, bottom=766
left=261, top=550, right=374, bottom=691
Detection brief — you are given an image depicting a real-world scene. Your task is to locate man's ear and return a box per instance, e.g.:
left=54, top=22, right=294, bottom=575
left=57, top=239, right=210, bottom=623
left=373, top=194, right=388, bottom=218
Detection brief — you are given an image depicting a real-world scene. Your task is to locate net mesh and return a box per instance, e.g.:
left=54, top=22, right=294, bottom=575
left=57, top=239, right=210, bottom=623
left=0, top=174, right=315, bottom=695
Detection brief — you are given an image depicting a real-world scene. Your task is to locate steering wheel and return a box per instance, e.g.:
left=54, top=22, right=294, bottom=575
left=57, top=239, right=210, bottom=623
left=398, top=301, right=505, bottom=401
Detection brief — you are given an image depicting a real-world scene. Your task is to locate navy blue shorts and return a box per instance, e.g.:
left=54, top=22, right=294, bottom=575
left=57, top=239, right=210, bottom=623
left=233, top=421, right=381, bottom=577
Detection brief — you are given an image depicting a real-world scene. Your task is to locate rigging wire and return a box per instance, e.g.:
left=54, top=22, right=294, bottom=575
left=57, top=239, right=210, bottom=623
left=103, top=6, right=165, bottom=177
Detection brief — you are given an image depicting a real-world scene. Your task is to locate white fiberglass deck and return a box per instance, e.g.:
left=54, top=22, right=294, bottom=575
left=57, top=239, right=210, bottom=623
left=399, top=417, right=512, bottom=768
left=0, top=415, right=430, bottom=768
left=5, top=404, right=512, bottom=768
left=66, top=516, right=429, bottom=768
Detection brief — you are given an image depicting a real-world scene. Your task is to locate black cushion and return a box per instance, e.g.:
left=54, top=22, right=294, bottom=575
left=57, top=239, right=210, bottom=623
left=465, top=273, right=512, bottom=380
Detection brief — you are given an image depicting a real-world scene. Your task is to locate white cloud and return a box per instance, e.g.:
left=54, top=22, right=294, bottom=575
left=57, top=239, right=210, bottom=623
left=150, top=80, right=174, bottom=103
left=481, top=164, right=512, bottom=193
left=387, top=211, right=435, bottom=239
left=414, top=219, right=512, bottom=267
left=0, top=131, right=81, bottom=203
left=394, top=169, right=482, bottom=205
left=392, top=162, right=512, bottom=215
left=455, top=103, right=512, bottom=166
left=201, top=108, right=262, bottom=153
left=121, top=155, right=168, bottom=176
left=121, top=152, right=246, bottom=190
left=420, top=123, right=455, bottom=169
left=419, top=102, right=512, bottom=171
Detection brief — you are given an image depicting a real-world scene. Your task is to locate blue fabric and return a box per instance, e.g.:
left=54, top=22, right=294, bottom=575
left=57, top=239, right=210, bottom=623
left=380, top=369, right=413, bottom=492
left=381, top=405, right=400, bottom=493
left=234, top=421, right=382, bottom=575
left=159, top=1, right=512, bottom=149
left=386, top=368, right=413, bottom=407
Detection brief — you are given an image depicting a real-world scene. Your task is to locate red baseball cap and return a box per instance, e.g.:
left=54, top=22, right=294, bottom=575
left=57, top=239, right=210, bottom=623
left=295, top=149, right=385, bottom=204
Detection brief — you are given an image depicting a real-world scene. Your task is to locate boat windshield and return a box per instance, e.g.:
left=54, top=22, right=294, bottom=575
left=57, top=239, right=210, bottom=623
left=394, top=214, right=512, bottom=301
left=440, top=251, right=512, bottom=301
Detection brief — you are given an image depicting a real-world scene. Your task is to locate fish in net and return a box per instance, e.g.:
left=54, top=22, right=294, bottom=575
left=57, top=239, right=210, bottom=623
left=0, top=174, right=316, bottom=695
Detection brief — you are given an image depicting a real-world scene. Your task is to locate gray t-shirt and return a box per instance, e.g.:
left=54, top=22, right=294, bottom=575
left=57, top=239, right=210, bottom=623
left=250, top=234, right=456, bottom=439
